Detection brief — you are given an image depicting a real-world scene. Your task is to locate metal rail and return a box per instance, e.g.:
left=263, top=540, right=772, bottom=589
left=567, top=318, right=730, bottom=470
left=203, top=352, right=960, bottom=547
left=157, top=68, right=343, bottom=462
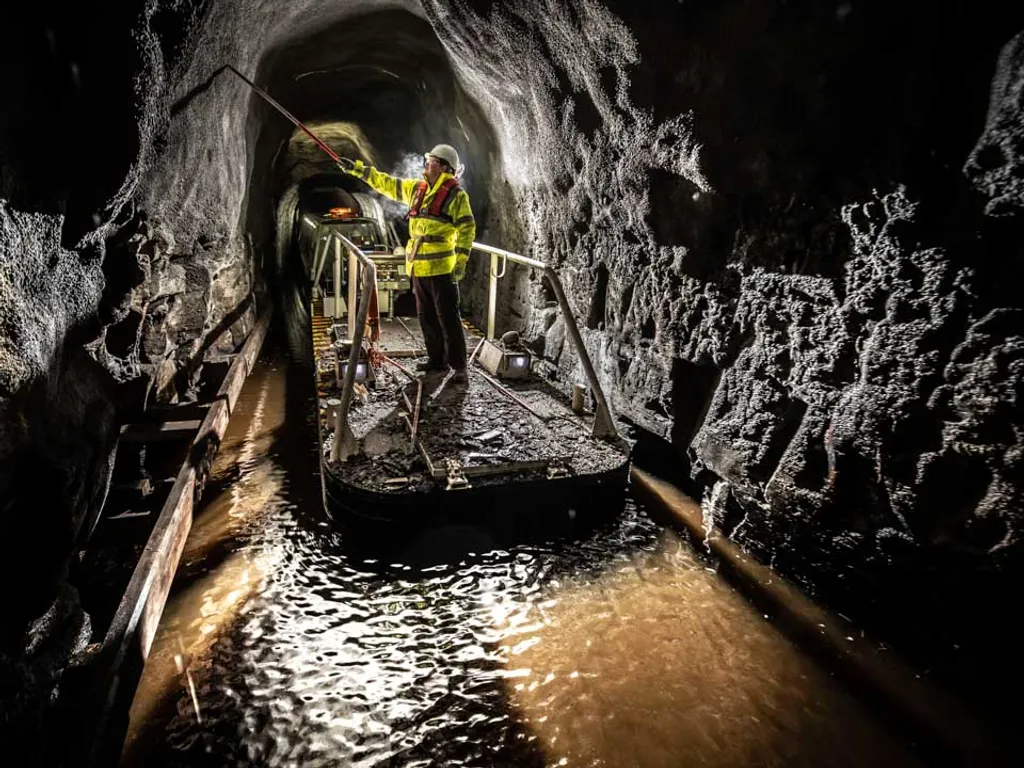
left=304, top=218, right=338, bottom=315
left=73, top=305, right=272, bottom=767
left=310, top=234, right=329, bottom=300
left=325, top=231, right=376, bottom=463
left=308, top=227, right=617, bottom=453
left=470, top=242, right=617, bottom=440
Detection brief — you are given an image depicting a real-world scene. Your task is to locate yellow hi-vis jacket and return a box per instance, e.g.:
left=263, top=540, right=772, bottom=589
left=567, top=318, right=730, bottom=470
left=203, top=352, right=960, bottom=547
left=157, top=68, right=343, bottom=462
left=344, top=160, right=476, bottom=278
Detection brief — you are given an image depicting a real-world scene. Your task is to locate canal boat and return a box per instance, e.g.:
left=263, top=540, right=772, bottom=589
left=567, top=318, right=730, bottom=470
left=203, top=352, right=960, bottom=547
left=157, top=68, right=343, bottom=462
left=302, top=217, right=631, bottom=530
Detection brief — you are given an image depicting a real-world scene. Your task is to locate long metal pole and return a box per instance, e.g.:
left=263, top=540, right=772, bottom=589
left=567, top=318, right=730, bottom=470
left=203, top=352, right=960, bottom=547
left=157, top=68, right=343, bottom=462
left=226, top=65, right=342, bottom=163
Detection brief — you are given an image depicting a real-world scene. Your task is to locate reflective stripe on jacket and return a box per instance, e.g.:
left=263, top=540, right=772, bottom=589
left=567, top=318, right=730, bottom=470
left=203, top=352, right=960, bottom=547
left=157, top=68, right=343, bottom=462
left=345, top=160, right=476, bottom=277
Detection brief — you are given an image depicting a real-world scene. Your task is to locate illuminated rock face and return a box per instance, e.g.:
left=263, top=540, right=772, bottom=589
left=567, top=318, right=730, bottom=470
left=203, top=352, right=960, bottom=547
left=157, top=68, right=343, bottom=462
left=1, top=0, right=1024, bottom=752
left=437, top=1, right=1024, bottom=568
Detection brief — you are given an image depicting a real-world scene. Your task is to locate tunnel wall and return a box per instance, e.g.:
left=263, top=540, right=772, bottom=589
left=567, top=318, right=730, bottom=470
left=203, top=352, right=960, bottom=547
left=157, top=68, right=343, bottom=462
left=433, top=0, right=1024, bottom=561
left=1, top=3, right=157, bottom=759
left=2, top=3, right=490, bottom=757
left=426, top=0, right=1024, bottom=699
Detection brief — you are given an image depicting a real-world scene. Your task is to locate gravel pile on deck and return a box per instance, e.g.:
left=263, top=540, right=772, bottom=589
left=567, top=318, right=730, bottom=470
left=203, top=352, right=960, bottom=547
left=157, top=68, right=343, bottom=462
left=320, top=353, right=627, bottom=494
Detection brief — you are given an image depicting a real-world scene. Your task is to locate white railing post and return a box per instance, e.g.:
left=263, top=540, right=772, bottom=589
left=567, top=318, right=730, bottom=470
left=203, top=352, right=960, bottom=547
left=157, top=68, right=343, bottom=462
left=332, top=237, right=343, bottom=319
left=311, top=236, right=329, bottom=296
left=331, top=234, right=377, bottom=463
left=487, top=251, right=498, bottom=340
left=347, top=242, right=358, bottom=338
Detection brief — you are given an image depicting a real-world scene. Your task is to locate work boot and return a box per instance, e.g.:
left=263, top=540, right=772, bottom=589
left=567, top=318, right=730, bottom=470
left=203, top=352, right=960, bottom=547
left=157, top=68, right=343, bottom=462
left=451, top=368, right=469, bottom=385
left=416, top=361, right=447, bottom=373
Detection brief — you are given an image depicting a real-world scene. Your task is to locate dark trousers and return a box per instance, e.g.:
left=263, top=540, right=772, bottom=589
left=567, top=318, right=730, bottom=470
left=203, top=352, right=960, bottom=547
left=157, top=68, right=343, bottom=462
left=412, top=273, right=466, bottom=370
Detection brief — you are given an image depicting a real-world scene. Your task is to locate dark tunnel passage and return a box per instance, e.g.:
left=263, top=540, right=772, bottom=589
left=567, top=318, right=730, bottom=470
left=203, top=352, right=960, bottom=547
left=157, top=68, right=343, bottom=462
left=3, top=1, right=1024, bottom=765
left=232, top=8, right=501, bottom=365
left=224, top=12, right=478, bottom=369
left=247, top=8, right=495, bottom=242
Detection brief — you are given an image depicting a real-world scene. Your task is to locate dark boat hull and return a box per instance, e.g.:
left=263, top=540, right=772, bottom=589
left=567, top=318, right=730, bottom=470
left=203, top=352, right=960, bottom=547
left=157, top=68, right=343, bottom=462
left=323, top=453, right=631, bottom=539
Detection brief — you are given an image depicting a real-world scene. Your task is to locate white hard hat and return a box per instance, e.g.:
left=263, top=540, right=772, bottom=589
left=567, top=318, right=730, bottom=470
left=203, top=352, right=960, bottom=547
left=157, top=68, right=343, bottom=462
left=425, top=144, right=460, bottom=171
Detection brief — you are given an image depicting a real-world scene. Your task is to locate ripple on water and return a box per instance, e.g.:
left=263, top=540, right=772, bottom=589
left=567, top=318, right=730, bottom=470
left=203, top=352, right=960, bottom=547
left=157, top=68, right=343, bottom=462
left=125, top=360, right=921, bottom=768
left=134, top=479, right=665, bottom=767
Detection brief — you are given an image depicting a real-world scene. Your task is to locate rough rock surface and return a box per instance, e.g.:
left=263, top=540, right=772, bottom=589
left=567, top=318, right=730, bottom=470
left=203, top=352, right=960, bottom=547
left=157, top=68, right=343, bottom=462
left=431, top=0, right=1024, bottom=714
left=435, top=1, right=1024, bottom=557
left=2, top=0, right=1024, bottom=756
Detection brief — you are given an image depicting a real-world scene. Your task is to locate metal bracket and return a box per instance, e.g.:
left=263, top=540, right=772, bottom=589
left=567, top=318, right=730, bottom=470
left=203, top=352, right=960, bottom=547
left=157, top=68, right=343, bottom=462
left=591, top=403, right=618, bottom=440
left=444, top=458, right=471, bottom=491
left=334, top=420, right=360, bottom=463
left=546, top=459, right=571, bottom=480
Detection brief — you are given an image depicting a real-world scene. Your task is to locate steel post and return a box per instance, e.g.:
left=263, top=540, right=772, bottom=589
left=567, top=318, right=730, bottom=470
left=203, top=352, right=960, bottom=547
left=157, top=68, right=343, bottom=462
left=347, top=241, right=358, bottom=337
left=487, top=251, right=498, bottom=340
left=332, top=235, right=376, bottom=463
left=543, top=266, right=617, bottom=439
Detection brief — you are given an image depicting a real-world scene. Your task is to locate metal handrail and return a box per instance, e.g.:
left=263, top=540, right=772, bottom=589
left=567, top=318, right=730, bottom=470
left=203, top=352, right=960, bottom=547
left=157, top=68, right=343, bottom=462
left=470, top=242, right=618, bottom=440
left=309, top=233, right=329, bottom=299
left=326, top=231, right=376, bottom=462
left=310, top=226, right=618, bottom=456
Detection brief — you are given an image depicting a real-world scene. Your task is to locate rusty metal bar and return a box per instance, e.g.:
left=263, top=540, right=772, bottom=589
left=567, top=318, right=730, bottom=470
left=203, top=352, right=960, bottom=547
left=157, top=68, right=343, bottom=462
left=475, top=368, right=548, bottom=421
left=410, top=379, right=423, bottom=442
left=380, top=353, right=417, bottom=381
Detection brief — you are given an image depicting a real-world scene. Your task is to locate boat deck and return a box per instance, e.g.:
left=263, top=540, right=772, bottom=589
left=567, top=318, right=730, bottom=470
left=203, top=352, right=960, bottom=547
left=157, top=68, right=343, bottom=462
left=313, top=310, right=629, bottom=503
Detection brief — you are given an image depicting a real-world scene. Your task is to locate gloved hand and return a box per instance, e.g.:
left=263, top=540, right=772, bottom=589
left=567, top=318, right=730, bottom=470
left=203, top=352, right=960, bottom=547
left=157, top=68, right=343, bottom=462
left=451, top=262, right=467, bottom=283
left=337, top=157, right=357, bottom=172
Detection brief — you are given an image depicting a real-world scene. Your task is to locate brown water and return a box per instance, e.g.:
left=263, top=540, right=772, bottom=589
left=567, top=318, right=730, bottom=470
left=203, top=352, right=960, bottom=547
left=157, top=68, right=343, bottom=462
left=120, top=351, right=923, bottom=768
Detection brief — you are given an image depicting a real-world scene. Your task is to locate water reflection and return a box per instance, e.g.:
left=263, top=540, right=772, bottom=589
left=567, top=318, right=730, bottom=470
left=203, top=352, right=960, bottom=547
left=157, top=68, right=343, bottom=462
left=122, top=354, right=920, bottom=767
left=500, top=532, right=921, bottom=767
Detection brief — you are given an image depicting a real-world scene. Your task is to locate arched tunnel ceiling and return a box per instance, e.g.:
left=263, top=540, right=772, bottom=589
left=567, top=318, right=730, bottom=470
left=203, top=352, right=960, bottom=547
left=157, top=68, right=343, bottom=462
left=238, top=6, right=499, bottom=347
left=249, top=8, right=495, bottom=237
left=129, top=3, right=497, bottom=265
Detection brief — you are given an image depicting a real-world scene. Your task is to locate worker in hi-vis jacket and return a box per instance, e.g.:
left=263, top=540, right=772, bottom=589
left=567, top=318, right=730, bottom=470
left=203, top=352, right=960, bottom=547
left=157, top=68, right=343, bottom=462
left=339, top=144, right=475, bottom=383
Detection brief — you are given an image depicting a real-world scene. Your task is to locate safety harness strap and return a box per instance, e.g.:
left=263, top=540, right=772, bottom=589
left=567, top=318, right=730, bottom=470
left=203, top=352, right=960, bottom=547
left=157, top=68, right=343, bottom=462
left=408, top=181, right=428, bottom=218
left=407, top=178, right=460, bottom=221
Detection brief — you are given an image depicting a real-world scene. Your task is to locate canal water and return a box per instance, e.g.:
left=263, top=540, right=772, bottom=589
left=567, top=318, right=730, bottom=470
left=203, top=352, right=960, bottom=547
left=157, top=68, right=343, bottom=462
left=120, top=349, right=923, bottom=768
